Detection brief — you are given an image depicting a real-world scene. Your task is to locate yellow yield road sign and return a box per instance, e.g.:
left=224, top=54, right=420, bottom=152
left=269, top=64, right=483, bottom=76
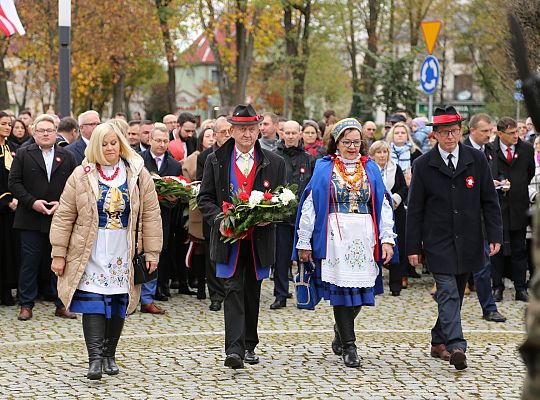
left=421, top=20, right=442, bottom=55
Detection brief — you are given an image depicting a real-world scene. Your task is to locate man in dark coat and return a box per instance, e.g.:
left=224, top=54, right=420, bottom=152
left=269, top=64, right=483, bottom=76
left=198, top=104, right=286, bottom=369
left=65, top=110, right=100, bottom=164
left=8, top=114, right=78, bottom=321
left=196, top=116, right=231, bottom=312
left=139, top=125, right=182, bottom=313
left=407, top=106, right=503, bottom=370
left=461, top=114, right=506, bottom=322
left=489, top=117, right=535, bottom=302
left=270, top=120, right=315, bottom=310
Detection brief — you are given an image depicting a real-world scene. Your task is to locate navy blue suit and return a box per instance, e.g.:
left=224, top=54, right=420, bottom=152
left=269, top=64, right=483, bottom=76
left=65, top=138, right=87, bottom=165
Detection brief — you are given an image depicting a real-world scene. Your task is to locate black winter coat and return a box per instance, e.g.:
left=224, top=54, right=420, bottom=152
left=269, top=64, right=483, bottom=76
left=197, top=139, right=286, bottom=266
left=489, top=138, right=535, bottom=231
left=8, top=144, right=76, bottom=233
left=141, top=150, right=181, bottom=249
left=406, top=143, right=503, bottom=275
left=274, top=141, right=315, bottom=225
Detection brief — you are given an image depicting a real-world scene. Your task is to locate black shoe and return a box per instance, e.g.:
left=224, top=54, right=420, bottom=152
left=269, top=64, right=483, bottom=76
left=483, top=311, right=507, bottom=322
left=170, top=280, right=180, bottom=289
left=244, top=350, right=259, bottom=364
left=286, top=292, right=293, bottom=299
left=391, top=291, right=400, bottom=296
left=516, top=290, right=530, bottom=302
left=342, top=344, right=361, bottom=368
left=155, top=287, right=169, bottom=301
left=331, top=324, right=342, bottom=356
left=492, top=288, right=503, bottom=302
left=197, top=289, right=207, bottom=300
left=269, top=299, right=286, bottom=310
left=178, top=285, right=197, bottom=295
left=162, top=285, right=171, bottom=297
left=224, top=353, right=244, bottom=369
left=209, top=300, right=222, bottom=312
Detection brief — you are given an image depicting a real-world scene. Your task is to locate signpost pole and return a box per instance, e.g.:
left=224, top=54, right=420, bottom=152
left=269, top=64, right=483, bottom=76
left=517, top=99, right=520, bottom=121
left=428, top=94, right=433, bottom=121
left=59, top=0, right=71, bottom=118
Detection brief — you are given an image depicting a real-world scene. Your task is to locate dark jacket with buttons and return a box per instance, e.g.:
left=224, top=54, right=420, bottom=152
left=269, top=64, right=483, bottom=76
left=406, top=143, right=503, bottom=275
left=274, top=141, right=315, bottom=225
left=8, top=143, right=77, bottom=233
left=489, top=138, right=535, bottom=231
left=197, top=138, right=286, bottom=266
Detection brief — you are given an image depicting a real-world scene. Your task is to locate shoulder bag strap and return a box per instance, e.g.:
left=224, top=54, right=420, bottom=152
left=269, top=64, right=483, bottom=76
left=134, top=177, right=141, bottom=255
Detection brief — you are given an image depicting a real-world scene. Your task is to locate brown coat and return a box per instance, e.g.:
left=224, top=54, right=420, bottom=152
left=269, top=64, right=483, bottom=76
left=182, top=151, right=204, bottom=240
left=50, top=155, right=163, bottom=314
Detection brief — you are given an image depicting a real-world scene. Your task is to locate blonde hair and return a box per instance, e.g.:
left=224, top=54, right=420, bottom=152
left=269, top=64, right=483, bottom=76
left=386, top=122, right=419, bottom=153
left=108, top=118, right=129, bottom=139
left=368, top=140, right=390, bottom=157
left=32, top=114, right=56, bottom=132
left=85, top=122, right=137, bottom=165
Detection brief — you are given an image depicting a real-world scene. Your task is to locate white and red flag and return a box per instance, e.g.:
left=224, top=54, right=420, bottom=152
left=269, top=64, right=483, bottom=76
left=0, top=0, right=25, bottom=36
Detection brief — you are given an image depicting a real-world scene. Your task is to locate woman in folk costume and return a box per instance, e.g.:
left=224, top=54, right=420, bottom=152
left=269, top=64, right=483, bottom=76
left=50, top=122, right=162, bottom=380
left=294, top=118, right=397, bottom=368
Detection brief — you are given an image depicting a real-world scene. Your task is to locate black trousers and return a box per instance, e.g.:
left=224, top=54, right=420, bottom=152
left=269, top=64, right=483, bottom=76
left=223, top=240, right=262, bottom=357
left=157, top=247, right=171, bottom=288
left=273, top=224, right=293, bottom=301
left=18, top=230, right=63, bottom=309
left=205, top=239, right=225, bottom=302
left=491, top=228, right=528, bottom=292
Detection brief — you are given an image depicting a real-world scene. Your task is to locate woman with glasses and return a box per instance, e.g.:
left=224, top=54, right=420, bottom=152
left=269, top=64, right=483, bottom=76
left=293, top=118, right=397, bottom=368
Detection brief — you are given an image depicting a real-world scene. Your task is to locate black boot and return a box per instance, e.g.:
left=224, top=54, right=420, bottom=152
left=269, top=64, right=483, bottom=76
left=102, top=315, right=125, bottom=375
left=331, top=324, right=342, bottom=355
left=82, top=314, right=106, bottom=380
left=334, top=306, right=360, bottom=368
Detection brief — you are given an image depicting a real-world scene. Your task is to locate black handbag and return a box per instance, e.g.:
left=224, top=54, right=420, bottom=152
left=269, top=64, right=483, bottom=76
left=132, top=177, right=157, bottom=285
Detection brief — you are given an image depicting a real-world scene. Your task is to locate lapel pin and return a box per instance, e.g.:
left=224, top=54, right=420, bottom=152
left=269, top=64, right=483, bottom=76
left=84, top=166, right=91, bottom=173
left=263, top=180, right=270, bottom=188
left=465, top=176, right=475, bottom=189
left=55, top=156, right=61, bottom=163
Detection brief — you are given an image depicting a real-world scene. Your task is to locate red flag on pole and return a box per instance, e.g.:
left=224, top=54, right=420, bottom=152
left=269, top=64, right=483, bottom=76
left=0, top=0, right=25, bottom=36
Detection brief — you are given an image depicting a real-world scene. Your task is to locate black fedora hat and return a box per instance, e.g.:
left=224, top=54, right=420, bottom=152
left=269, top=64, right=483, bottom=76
left=427, top=105, right=465, bottom=127
left=228, top=104, right=263, bottom=126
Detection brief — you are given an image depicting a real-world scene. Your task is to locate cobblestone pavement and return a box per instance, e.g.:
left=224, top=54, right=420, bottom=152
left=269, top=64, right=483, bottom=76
left=0, top=275, right=527, bottom=399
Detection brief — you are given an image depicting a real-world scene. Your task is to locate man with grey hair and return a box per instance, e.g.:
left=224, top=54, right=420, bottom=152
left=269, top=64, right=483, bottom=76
left=66, top=110, right=101, bottom=164
left=270, top=120, right=315, bottom=309
left=259, top=112, right=279, bottom=152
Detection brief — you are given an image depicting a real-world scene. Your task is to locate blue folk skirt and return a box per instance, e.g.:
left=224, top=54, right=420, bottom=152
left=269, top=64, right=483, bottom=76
left=70, top=290, right=128, bottom=318
left=314, top=261, right=376, bottom=307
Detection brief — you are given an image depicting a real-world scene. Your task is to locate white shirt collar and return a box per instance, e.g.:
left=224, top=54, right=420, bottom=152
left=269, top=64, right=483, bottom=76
left=499, top=141, right=514, bottom=153
left=438, top=144, right=459, bottom=163
left=468, top=137, right=483, bottom=151
left=82, top=136, right=90, bottom=146
left=235, top=146, right=254, bottom=159
left=150, top=150, right=164, bottom=160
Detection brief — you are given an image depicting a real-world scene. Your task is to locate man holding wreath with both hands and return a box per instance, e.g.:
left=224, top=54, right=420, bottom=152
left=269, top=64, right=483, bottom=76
left=198, top=104, right=285, bottom=369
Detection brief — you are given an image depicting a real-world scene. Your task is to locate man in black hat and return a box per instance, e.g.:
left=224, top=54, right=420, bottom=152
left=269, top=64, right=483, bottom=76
left=406, top=106, right=503, bottom=370
left=198, top=104, right=286, bottom=369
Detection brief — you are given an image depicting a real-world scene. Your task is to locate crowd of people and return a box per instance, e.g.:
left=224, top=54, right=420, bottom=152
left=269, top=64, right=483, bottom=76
left=0, top=103, right=538, bottom=377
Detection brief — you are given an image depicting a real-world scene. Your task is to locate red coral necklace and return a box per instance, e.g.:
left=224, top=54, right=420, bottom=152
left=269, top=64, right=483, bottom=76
left=97, top=164, right=120, bottom=181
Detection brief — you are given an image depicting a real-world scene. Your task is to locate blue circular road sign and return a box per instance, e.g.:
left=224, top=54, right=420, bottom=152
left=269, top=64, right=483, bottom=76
left=420, top=55, right=440, bottom=95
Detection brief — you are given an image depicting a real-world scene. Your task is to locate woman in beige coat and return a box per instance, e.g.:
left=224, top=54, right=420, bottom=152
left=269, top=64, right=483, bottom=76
left=50, top=122, right=162, bottom=380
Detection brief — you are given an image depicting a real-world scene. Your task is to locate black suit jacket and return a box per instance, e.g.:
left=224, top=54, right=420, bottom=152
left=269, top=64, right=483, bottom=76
left=489, top=138, right=535, bottom=230
left=141, top=149, right=181, bottom=249
left=8, top=144, right=76, bottom=233
left=406, top=143, right=502, bottom=274
left=65, top=137, right=86, bottom=165
left=197, top=139, right=286, bottom=266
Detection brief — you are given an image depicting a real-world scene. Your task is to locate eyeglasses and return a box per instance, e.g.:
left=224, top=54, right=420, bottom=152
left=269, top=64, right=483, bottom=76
left=82, top=122, right=100, bottom=127
left=436, top=128, right=461, bottom=137
left=340, top=140, right=362, bottom=148
left=152, top=139, right=169, bottom=144
left=34, top=128, right=56, bottom=134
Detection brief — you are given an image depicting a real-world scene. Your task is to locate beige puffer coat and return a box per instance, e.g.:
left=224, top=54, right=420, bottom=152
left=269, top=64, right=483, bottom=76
left=50, top=155, right=163, bottom=314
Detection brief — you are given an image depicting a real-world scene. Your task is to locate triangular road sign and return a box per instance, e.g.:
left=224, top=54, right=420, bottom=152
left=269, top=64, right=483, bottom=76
left=421, top=20, right=442, bottom=55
